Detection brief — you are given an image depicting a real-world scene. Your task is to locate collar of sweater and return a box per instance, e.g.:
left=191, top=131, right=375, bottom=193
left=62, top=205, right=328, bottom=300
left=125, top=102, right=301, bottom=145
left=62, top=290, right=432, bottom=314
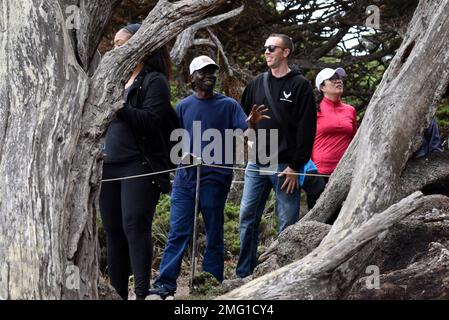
left=322, top=96, right=343, bottom=107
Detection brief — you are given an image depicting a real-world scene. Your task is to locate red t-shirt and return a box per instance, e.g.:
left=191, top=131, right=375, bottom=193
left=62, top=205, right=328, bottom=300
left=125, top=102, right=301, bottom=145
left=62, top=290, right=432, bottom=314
left=311, top=96, right=357, bottom=175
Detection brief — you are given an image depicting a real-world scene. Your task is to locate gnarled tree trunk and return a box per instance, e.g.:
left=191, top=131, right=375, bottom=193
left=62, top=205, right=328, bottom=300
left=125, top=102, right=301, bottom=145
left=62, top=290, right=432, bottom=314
left=0, top=0, right=227, bottom=300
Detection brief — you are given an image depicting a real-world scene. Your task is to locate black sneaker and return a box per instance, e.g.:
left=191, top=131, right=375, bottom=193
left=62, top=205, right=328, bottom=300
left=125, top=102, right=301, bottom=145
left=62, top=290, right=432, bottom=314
left=148, top=285, right=175, bottom=300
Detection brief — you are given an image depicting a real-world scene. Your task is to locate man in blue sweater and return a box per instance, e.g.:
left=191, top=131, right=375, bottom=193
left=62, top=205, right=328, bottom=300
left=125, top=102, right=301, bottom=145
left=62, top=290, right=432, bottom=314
left=149, top=56, right=267, bottom=299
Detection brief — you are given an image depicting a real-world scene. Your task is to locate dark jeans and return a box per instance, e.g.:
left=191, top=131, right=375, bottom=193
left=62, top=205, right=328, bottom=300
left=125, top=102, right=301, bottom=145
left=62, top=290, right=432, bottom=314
left=236, top=163, right=301, bottom=278
left=154, top=182, right=229, bottom=292
left=100, top=161, right=160, bottom=299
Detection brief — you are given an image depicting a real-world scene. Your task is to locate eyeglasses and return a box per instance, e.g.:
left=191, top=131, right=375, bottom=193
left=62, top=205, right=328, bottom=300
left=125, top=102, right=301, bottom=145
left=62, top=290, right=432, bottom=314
left=262, top=45, right=284, bottom=53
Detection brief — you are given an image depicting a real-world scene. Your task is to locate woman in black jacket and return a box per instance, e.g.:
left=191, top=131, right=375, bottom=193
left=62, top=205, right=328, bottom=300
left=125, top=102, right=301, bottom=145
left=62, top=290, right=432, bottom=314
left=100, top=24, right=177, bottom=300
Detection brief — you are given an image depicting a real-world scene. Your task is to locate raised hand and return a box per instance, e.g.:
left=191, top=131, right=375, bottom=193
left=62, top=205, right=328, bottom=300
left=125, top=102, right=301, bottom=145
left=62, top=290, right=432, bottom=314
left=247, top=104, right=271, bottom=128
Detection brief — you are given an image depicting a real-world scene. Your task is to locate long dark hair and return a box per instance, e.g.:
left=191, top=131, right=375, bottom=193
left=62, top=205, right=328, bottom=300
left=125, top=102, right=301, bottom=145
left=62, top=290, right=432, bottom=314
left=316, top=90, right=324, bottom=112
left=145, top=45, right=172, bottom=80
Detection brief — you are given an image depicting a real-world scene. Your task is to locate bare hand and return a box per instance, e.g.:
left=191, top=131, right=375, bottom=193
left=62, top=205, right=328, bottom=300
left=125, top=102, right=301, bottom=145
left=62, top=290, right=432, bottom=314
left=247, top=104, right=271, bottom=128
left=278, top=166, right=299, bottom=194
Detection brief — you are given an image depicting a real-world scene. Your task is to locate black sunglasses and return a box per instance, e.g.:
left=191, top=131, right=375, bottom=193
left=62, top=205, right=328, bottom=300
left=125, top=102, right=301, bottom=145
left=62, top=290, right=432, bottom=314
left=262, top=45, right=284, bottom=53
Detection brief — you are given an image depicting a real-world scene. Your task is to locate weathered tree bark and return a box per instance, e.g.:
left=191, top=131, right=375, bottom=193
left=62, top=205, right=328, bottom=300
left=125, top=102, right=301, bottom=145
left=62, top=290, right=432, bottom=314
left=221, top=192, right=428, bottom=299
left=58, top=0, right=122, bottom=71
left=206, top=28, right=233, bottom=76
left=247, top=194, right=449, bottom=299
left=170, top=5, right=244, bottom=64
left=0, top=0, right=227, bottom=300
left=219, top=0, right=449, bottom=299
left=304, top=149, right=449, bottom=224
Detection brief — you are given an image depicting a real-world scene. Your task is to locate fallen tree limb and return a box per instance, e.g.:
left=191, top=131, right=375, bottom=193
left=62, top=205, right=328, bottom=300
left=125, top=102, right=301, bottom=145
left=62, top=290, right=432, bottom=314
left=219, top=192, right=426, bottom=299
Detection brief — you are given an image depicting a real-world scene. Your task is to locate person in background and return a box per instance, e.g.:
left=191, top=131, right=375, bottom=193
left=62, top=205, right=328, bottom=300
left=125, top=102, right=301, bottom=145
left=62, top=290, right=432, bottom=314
left=299, top=159, right=326, bottom=210
left=307, top=67, right=357, bottom=210
left=100, top=24, right=177, bottom=300
left=414, top=118, right=443, bottom=158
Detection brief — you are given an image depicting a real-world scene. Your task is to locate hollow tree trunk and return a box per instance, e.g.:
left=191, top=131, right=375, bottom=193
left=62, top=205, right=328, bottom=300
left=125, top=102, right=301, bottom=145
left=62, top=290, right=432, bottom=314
left=0, top=0, right=227, bottom=300
left=220, top=0, right=449, bottom=299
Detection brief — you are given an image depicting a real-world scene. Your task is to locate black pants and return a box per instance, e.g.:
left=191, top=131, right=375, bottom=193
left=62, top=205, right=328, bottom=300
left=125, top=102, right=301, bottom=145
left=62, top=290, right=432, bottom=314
left=100, top=161, right=160, bottom=299
left=306, top=177, right=340, bottom=224
left=304, top=176, right=328, bottom=210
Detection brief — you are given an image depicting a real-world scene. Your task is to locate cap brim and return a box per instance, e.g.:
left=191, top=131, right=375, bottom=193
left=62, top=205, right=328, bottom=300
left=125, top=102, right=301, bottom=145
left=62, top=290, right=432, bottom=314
left=190, top=63, right=220, bottom=75
left=335, top=67, right=346, bottom=78
left=205, top=63, right=220, bottom=70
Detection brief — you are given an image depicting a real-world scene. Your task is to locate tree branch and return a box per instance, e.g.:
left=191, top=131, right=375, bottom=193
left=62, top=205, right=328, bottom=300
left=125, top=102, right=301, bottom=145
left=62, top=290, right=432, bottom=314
left=58, top=0, right=121, bottom=71
left=76, top=0, right=122, bottom=71
left=170, top=4, right=244, bottom=64
left=207, top=28, right=233, bottom=76
left=193, top=38, right=216, bottom=47
left=66, top=0, right=227, bottom=261
left=219, top=192, right=428, bottom=299
left=310, top=26, right=351, bottom=59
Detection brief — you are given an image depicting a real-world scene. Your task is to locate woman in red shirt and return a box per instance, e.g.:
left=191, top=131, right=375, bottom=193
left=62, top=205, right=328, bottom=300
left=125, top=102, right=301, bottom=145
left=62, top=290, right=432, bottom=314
left=312, top=67, right=357, bottom=176
left=307, top=68, right=357, bottom=210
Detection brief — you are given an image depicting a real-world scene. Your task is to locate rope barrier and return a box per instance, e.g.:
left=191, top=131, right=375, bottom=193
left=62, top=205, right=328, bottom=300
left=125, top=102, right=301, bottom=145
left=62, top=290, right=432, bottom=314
left=202, top=163, right=331, bottom=178
left=100, top=156, right=331, bottom=287
left=101, top=160, right=331, bottom=183
left=101, top=164, right=198, bottom=182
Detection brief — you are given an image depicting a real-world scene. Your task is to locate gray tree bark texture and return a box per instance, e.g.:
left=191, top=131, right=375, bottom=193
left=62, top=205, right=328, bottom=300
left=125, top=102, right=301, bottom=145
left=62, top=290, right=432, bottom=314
left=0, top=0, right=226, bottom=300
left=219, top=0, right=449, bottom=299
left=246, top=194, right=449, bottom=299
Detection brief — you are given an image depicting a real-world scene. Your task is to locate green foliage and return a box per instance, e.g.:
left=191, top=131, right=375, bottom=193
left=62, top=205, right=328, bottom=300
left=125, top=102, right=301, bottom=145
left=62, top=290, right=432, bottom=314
left=436, top=100, right=449, bottom=127
left=239, top=54, right=265, bottom=70
left=258, top=192, right=278, bottom=250
left=224, top=260, right=237, bottom=280
left=190, top=272, right=222, bottom=296
left=170, top=83, right=181, bottom=107
left=152, top=194, right=171, bottom=267
left=151, top=196, right=251, bottom=263
left=223, top=200, right=241, bottom=256
left=436, top=100, right=449, bottom=146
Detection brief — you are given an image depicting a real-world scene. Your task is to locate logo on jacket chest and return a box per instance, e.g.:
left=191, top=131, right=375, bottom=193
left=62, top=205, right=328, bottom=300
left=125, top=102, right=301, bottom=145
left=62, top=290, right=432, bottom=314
left=280, top=90, right=293, bottom=103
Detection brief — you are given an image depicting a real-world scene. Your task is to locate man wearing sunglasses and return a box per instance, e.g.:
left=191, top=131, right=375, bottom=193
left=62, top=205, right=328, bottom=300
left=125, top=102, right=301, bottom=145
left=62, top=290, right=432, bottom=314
left=236, top=34, right=316, bottom=278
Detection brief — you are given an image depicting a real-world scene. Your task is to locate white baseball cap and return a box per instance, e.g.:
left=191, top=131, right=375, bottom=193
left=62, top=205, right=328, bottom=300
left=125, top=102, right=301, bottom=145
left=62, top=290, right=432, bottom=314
left=189, top=55, right=220, bottom=75
left=315, top=67, right=346, bottom=92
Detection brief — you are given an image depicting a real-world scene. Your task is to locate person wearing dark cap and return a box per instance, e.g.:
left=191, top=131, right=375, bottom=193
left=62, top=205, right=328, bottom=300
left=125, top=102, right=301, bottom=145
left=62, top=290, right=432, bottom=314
left=100, top=24, right=179, bottom=300
left=148, top=55, right=267, bottom=299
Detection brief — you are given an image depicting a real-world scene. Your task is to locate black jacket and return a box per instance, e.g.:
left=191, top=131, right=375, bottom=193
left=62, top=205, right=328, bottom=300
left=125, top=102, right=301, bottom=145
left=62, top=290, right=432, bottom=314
left=241, top=69, right=316, bottom=171
left=120, top=64, right=180, bottom=193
